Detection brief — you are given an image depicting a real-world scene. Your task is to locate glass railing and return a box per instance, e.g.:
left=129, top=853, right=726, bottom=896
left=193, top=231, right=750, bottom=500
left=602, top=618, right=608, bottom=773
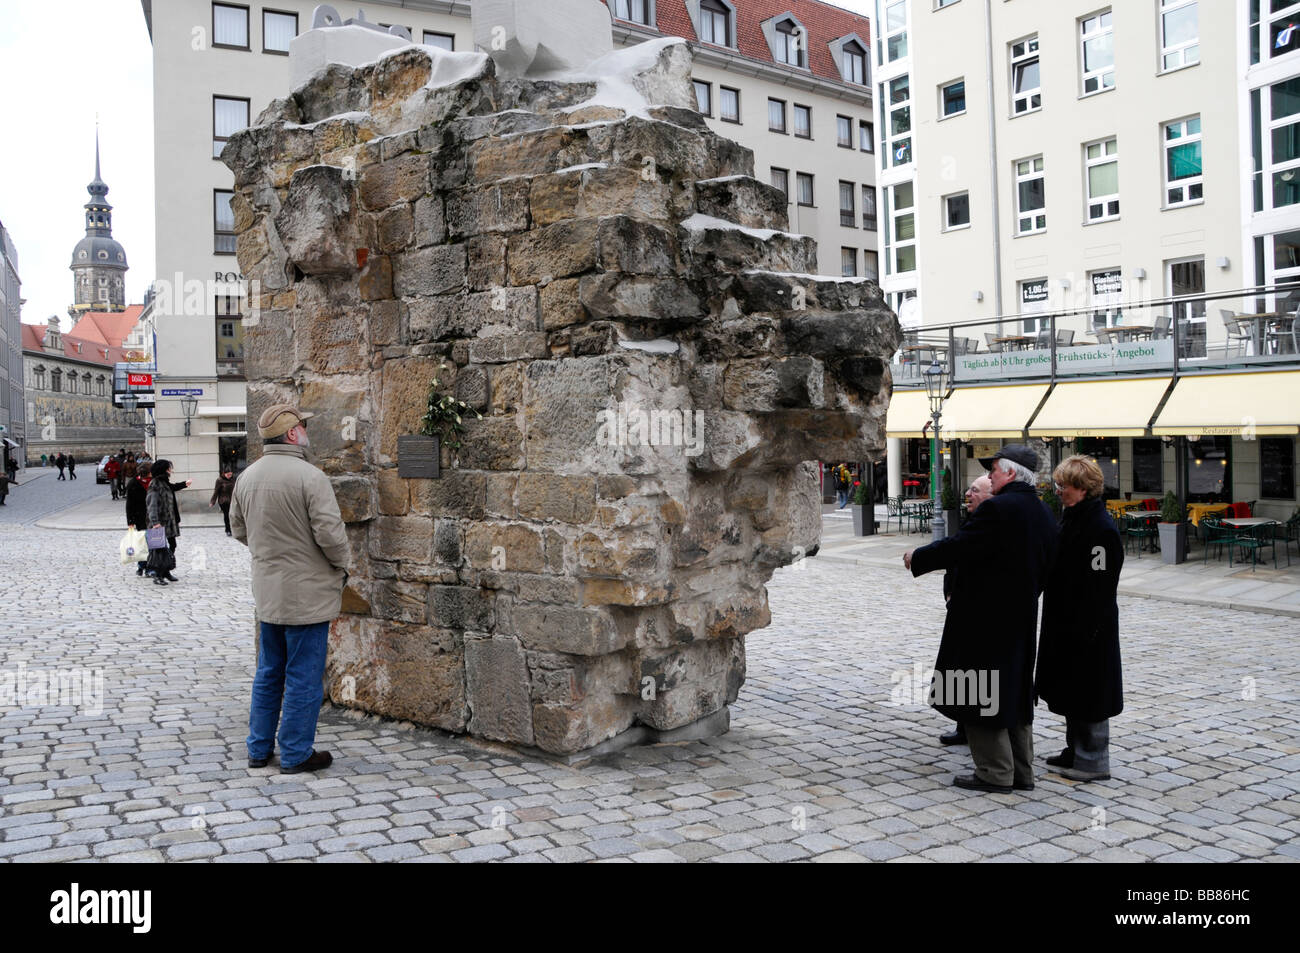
left=891, top=284, right=1300, bottom=386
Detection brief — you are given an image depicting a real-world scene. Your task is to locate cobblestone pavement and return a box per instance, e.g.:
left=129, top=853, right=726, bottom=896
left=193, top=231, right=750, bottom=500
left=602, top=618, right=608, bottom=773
left=1, top=509, right=1298, bottom=862
left=0, top=468, right=106, bottom=526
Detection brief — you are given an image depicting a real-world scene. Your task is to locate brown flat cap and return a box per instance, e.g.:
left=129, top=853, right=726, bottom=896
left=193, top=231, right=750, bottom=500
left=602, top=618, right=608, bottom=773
left=257, top=403, right=314, bottom=440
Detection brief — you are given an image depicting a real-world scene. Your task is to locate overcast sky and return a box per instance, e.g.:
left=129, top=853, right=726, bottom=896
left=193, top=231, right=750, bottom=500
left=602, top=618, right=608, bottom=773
left=0, top=0, right=154, bottom=332
left=0, top=0, right=873, bottom=333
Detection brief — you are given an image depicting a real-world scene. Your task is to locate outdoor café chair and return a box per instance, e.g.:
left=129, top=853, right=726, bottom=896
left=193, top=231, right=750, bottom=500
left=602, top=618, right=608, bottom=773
left=1219, top=310, right=1250, bottom=357
left=1232, top=522, right=1278, bottom=572
left=885, top=496, right=906, bottom=534
left=983, top=333, right=1003, bottom=353
left=1055, top=329, right=1075, bottom=346
left=1122, top=513, right=1159, bottom=558
left=907, top=500, right=933, bottom=535
left=1200, top=516, right=1229, bottom=565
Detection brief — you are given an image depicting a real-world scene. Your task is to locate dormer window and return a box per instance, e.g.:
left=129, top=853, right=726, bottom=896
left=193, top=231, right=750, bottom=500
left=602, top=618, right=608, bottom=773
left=842, top=40, right=868, bottom=84
left=699, top=0, right=732, bottom=47
left=774, top=19, right=806, bottom=68
left=612, top=0, right=653, bottom=27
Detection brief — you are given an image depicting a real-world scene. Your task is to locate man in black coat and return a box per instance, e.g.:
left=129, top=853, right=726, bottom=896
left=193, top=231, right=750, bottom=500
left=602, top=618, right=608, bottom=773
left=904, top=445, right=1059, bottom=794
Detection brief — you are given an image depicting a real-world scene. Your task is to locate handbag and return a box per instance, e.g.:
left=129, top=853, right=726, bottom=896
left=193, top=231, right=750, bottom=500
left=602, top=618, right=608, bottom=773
left=145, top=526, right=169, bottom=550
left=146, top=545, right=176, bottom=575
left=120, top=529, right=149, bottom=564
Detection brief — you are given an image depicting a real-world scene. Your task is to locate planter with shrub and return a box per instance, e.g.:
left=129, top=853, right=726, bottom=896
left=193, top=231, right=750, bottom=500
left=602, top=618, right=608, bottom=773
left=1158, top=490, right=1187, bottom=564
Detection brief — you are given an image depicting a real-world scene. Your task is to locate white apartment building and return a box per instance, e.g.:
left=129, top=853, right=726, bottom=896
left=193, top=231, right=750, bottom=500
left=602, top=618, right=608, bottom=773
left=142, top=0, right=878, bottom=492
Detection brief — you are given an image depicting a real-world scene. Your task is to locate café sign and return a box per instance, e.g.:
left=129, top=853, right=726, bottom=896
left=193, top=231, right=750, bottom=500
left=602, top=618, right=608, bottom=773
left=955, top=339, right=1174, bottom=381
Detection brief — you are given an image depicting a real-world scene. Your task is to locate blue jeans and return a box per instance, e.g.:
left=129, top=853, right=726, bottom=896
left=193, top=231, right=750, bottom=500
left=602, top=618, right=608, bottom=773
left=247, top=621, right=330, bottom=768
left=837, top=488, right=850, bottom=508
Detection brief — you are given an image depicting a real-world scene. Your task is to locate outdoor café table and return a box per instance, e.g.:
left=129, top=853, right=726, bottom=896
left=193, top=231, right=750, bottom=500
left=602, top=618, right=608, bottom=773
left=993, top=335, right=1034, bottom=350
left=1108, top=325, right=1155, bottom=343
left=900, top=343, right=948, bottom=378
left=1187, top=502, right=1230, bottom=526
left=1231, top=313, right=1296, bottom=355
left=1221, top=517, right=1279, bottom=528
left=1106, top=499, right=1145, bottom=517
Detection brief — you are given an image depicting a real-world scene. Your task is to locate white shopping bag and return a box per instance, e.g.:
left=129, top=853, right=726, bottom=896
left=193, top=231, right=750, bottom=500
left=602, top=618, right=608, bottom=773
left=120, top=529, right=149, bottom=564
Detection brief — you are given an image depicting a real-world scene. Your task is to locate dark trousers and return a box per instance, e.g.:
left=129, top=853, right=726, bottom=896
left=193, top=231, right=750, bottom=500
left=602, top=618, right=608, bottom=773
left=1066, top=718, right=1111, bottom=773
left=965, top=721, right=1034, bottom=787
left=57, top=467, right=65, bottom=480
left=220, top=503, right=231, bottom=534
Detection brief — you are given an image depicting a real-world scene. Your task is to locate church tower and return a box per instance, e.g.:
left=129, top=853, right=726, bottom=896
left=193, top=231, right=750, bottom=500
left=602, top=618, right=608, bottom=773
left=69, top=131, right=128, bottom=318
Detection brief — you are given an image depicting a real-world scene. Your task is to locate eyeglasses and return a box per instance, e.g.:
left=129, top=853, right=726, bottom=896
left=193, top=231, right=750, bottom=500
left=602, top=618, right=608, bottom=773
left=1053, top=483, right=1065, bottom=494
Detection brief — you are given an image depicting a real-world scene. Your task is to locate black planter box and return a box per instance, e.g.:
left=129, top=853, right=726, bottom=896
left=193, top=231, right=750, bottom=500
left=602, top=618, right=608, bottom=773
left=397, top=435, right=440, bottom=479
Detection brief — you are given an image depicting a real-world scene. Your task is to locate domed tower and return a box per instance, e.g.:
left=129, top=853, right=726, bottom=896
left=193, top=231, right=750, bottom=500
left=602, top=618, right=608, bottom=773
left=69, top=131, right=128, bottom=318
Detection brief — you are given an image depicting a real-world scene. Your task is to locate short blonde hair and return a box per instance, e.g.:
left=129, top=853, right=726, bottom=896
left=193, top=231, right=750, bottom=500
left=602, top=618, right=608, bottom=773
left=1053, top=454, right=1105, bottom=499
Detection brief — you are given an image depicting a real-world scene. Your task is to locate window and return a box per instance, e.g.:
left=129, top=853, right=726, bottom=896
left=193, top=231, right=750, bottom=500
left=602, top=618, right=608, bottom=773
left=940, top=79, right=966, bottom=118
left=1186, top=437, right=1231, bottom=502
left=67, top=372, right=78, bottom=395
left=863, top=250, right=880, bottom=280
left=888, top=75, right=912, bottom=166
left=892, top=182, right=916, bottom=273
left=97, top=375, right=107, bottom=397
left=1132, top=439, right=1164, bottom=494
left=720, top=87, right=739, bottom=123
left=1085, top=137, right=1120, bottom=222
left=215, top=190, right=237, bottom=254
left=423, top=31, right=454, bottom=50
left=262, top=9, right=297, bottom=53
left=693, top=80, right=712, bottom=116
left=699, top=0, right=731, bottom=47
left=1164, top=116, right=1203, bottom=207
left=1011, top=35, right=1041, bottom=115
left=1020, top=278, right=1050, bottom=333
left=860, top=120, right=875, bottom=152
left=837, top=115, right=853, bottom=148
left=796, top=173, right=814, bottom=207
left=1014, top=156, right=1046, bottom=235
left=1089, top=268, right=1124, bottom=329
left=768, top=98, right=787, bottom=132
left=1160, top=0, right=1198, bottom=71
left=613, top=0, right=652, bottom=26
left=1167, top=256, right=1206, bottom=357
left=212, top=2, right=249, bottom=49
left=1253, top=0, right=1300, bottom=65
left=883, top=0, right=908, bottom=62
left=774, top=18, right=806, bottom=68
left=51, top=369, right=61, bottom=393
left=794, top=104, right=812, bottom=139
left=1080, top=11, right=1115, bottom=95
left=1261, top=437, right=1296, bottom=499
left=771, top=167, right=790, bottom=198
left=944, top=192, right=971, bottom=230
left=840, top=182, right=857, bottom=227
left=1260, top=78, right=1300, bottom=211
left=936, top=0, right=961, bottom=7
left=841, top=248, right=858, bottom=277
left=33, top=367, right=44, bottom=390
left=216, top=296, right=245, bottom=378
left=213, top=96, right=249, bottom=159
left=842, top=39, right=868, bottom=83
left=862, top=186, right=878, bottom=230
left=1078, top=438, right=1121, bottom=499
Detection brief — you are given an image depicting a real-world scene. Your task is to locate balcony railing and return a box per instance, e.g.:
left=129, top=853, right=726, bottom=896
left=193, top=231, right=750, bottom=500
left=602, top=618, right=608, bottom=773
left=891, top=283, right=1300, bottom=386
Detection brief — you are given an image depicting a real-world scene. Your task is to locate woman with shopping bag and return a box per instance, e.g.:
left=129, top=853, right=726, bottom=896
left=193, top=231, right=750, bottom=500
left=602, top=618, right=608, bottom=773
left=125, top=470, right=152, bottom=577
left=146, top=460, right=188, bottom=586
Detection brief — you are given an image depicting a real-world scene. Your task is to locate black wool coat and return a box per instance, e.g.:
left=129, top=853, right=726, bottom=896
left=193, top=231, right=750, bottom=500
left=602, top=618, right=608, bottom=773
left=910, top=481, right=1059, bottom=728
left=125, top=478, right=149, bottom=531
left=1035, top=495, right=1124, bottom=722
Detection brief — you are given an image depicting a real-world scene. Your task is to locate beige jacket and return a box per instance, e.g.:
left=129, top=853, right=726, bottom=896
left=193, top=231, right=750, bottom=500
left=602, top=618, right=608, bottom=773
left=230, top=444, right=351, bottom=625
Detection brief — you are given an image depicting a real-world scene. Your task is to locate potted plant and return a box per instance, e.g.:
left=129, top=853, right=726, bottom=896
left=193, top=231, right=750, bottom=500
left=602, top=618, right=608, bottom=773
left=1158, top=489, right=1187, bottom=564
left=397, top=364, right=481, bottom=479
left=1039, top=481, right=1062, bottom=519
left=939, top=469, right=960, bottom=535
left=850, top=481, right=877, bottom=536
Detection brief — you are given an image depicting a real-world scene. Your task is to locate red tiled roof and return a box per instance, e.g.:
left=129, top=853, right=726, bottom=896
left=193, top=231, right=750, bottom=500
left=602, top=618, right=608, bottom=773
left=604, top=0, right=871, bottom=86
left=70, top=305, right=145, bottom=348
left=21, top=323, right=133, bottom=366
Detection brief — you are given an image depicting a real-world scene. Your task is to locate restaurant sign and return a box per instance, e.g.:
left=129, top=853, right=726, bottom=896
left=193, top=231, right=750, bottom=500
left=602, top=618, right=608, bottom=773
left=955, top=339, right=1174, bottom=381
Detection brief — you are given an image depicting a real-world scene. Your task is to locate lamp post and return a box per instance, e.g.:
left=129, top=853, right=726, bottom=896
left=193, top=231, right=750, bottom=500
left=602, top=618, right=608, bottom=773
left=181, top=396, right=198, bottom=438
left=923, top=359, right=951, bottom=541
left=121, top=393, right=139, bottom=427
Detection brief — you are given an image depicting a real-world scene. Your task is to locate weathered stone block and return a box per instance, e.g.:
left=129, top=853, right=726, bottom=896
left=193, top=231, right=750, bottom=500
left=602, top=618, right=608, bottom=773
left=393, top=244, right=466, bottom=297
left=447, top=179, right=531, bottom=238
left=514, top=473, right=596, bottom=523
left=465, top=635, right=534, bottom=745
left=507, top=220, right=600, bottom=285
left=464, top=522, right=545, bottom=573
left=359, top=153, right=432, bottom=210
left=512, top=605, right=624, bottom=655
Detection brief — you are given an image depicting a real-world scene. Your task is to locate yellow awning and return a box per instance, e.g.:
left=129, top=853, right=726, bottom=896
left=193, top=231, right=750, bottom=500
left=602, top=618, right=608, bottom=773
left=937, top=383, right=1050, bottom=439
left=885, top=388, right=932, bottom=438
left=1152, top=371, right=1300, bottom=436
left=1028, top=378, right=1173, bottom=438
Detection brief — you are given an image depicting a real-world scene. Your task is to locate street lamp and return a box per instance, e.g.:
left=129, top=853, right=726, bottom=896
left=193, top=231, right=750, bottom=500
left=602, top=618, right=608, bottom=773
left=181, top=396, right=198, bottom=438
left=121, top=392, right=140, bottom=428
left=923, top=359, right=951, bottom=541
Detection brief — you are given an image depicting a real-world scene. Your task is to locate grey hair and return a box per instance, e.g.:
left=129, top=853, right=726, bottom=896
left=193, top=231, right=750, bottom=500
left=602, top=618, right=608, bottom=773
left=995, top=458, right=1037, bottom=485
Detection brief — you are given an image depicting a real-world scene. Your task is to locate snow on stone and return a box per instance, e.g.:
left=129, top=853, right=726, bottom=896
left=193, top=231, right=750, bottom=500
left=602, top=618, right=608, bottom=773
left=555, top=37, right=689, bottom=120
left=680, top=213, right=806, bottom=242
left=618, top=337, right=681, bottom=355
left=554, top=163, right=609, bottom=174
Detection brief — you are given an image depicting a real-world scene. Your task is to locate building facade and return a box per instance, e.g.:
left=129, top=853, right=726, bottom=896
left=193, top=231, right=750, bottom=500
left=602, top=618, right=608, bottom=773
left=142, top=0, right=878, bottom=492
left=0, top=218, right=23, bottom=470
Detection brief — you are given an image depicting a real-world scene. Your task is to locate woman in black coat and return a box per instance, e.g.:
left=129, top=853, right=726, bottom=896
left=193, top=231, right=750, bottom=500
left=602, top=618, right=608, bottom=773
left=125, top=473, right=151, bottom=576
left=145, top=459, right=191, bottom=586
left=1035, top=454, right=1124, bottom=782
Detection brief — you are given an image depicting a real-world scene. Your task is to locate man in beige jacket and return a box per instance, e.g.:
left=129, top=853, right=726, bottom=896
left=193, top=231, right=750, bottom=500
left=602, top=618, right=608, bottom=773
left=231, top=404, right=350, bottom=774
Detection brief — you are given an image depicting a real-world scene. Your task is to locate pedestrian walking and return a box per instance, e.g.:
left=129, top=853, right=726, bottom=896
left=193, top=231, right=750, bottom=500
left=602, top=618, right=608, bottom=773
left=935, top=473, right=995, bottom=749
left=4, top=456, right=16, bottom=483
left=67, top=453, right=77, bottom=479
left=210, top=468, right=237, bottom=536
left=121, top=452, right=137, bottom=485
left=105, top=455, right=121, bottom=500
left=835, top=463, right=852, bottom=509
left=231, top=404, right=350, bottom=775
left=145, top=459, right=189, bottom=586
left=55, top=453, right=66, bottom=480
left=1035, top=455, right=1124, bottom=783
left=40, top=453, right=47, bottom=468
left=125, top=471, right=151, bottom=577
left=903, top=445, right=1059, bottom=794
left=0, top=469, right=9, bottom=505
left=112, top=448, right=127, bottom=499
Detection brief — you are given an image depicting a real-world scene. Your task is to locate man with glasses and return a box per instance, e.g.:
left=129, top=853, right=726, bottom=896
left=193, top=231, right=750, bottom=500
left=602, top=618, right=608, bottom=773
left=904, top=446, right=1058, bottom=793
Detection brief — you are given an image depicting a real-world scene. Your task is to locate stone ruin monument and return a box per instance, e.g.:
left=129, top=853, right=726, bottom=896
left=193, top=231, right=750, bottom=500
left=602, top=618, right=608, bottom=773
left=223, top=0, right=900, bottom=758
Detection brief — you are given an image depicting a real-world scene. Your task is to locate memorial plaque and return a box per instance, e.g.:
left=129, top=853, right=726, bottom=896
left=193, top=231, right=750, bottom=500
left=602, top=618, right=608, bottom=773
left=397, top=435, right=440, bottom=479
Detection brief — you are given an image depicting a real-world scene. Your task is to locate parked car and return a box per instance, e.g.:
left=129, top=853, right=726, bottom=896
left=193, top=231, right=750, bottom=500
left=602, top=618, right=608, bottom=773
left=96, top=455, right=112, bottom=483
